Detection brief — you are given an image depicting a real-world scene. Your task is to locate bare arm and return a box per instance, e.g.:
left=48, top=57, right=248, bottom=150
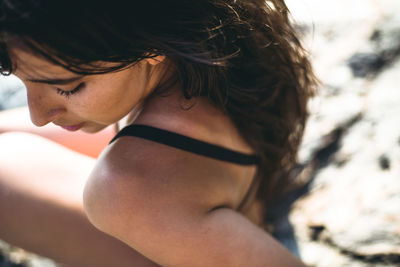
left=0, top=132, right=160, bottom=267
left=86, top=177, right=305, bottom=267
left=84, top=137, right=306, bottom=267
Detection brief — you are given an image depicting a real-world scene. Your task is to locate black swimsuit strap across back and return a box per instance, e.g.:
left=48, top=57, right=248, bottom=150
left=110, top=124, right=260, bottom=166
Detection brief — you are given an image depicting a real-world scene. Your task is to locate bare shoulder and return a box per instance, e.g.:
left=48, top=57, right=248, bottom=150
left=82, top=92, right=262, bottom=264
left=84, top=127, right=253, bottom=225
left=83, top=90, right=257, bottom=233
left=83, top=133, right=301, bottom=267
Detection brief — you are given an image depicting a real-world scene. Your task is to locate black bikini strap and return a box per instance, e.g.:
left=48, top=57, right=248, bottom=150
left=110, top=124, right=260, bottom=166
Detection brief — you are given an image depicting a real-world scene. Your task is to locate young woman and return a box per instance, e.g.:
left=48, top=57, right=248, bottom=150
left=0, top=0, right=317, bottom=266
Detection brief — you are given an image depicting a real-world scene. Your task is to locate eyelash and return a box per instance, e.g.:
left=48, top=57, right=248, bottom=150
left=56, top=83, right=85, bottom=98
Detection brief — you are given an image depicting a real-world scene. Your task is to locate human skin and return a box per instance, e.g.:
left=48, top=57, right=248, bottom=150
left=0, top=106, right=115, bottom=157
left=10, top=48, right=166, bottom=134
left=0, top=49, right=168, bottom=266
left=84, top=87, right=305, bottom=266
left=0, top=49, right=306, bottom=266
left=0, top=131, right=160, bottom=267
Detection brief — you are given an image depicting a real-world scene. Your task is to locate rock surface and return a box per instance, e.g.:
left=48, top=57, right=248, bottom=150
left=0, top=240, right=55, bottom=267
left=1, top=0, right=400, bottom=266
left=286, top=0, right=400, bottom=266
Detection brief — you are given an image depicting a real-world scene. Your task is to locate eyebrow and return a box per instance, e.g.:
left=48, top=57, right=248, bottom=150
left=27, top=75, right=84, bottom=85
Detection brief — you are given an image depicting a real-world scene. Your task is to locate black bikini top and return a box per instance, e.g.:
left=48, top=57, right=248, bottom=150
left=110, top=124, right=260, bottom=166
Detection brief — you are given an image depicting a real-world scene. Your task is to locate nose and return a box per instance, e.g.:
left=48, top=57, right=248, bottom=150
left=26, top=87, right=65, bottom=127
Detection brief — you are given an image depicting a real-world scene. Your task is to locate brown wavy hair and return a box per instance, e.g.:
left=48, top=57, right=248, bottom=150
left=0, top=0, right=317, bottom=212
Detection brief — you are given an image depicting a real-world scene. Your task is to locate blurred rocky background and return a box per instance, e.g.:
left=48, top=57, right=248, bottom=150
left=1, top=0, right=400, bottom=266
left=281, top=0, right=400, bottom=266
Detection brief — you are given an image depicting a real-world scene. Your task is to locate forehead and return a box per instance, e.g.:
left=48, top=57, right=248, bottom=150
left=10, top=48, right=73, bottom=80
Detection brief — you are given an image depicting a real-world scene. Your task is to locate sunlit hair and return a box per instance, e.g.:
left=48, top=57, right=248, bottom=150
left=0, top=0, right=317, bottom=215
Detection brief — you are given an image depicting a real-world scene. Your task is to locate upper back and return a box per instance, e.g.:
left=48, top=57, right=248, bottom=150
left=98, top=86, right=263, bottom=224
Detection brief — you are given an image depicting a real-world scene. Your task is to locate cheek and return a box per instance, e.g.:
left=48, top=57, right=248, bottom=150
left=70, top=67, right=147, bottom=122
left=80, top=80, right=122, bottom=108
left=76, top=81, right=137, bottom=121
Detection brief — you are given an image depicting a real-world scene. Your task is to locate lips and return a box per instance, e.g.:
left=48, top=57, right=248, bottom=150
left=59, top=122, right=85, bottom=132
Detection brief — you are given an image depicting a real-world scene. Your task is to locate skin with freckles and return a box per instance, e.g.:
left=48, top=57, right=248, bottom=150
left=0, top=0, right=316, bottom=265
left=11, top=48, right=168, bottom=133
left=0, top=48, right=306, bottom=267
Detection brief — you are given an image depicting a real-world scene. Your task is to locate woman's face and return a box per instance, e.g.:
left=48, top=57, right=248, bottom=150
left=11, top=48, right=166, bottom=133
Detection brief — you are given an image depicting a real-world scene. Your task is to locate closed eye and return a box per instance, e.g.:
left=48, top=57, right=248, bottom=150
left=56, top=82, right=85, bottom=98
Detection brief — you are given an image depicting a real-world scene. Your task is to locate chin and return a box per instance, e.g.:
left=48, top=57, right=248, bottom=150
left=81, top=125, right=108, bottom=134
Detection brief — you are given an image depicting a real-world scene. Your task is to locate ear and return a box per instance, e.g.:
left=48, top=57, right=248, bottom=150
left=144, top=55, right=166, bottom=66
